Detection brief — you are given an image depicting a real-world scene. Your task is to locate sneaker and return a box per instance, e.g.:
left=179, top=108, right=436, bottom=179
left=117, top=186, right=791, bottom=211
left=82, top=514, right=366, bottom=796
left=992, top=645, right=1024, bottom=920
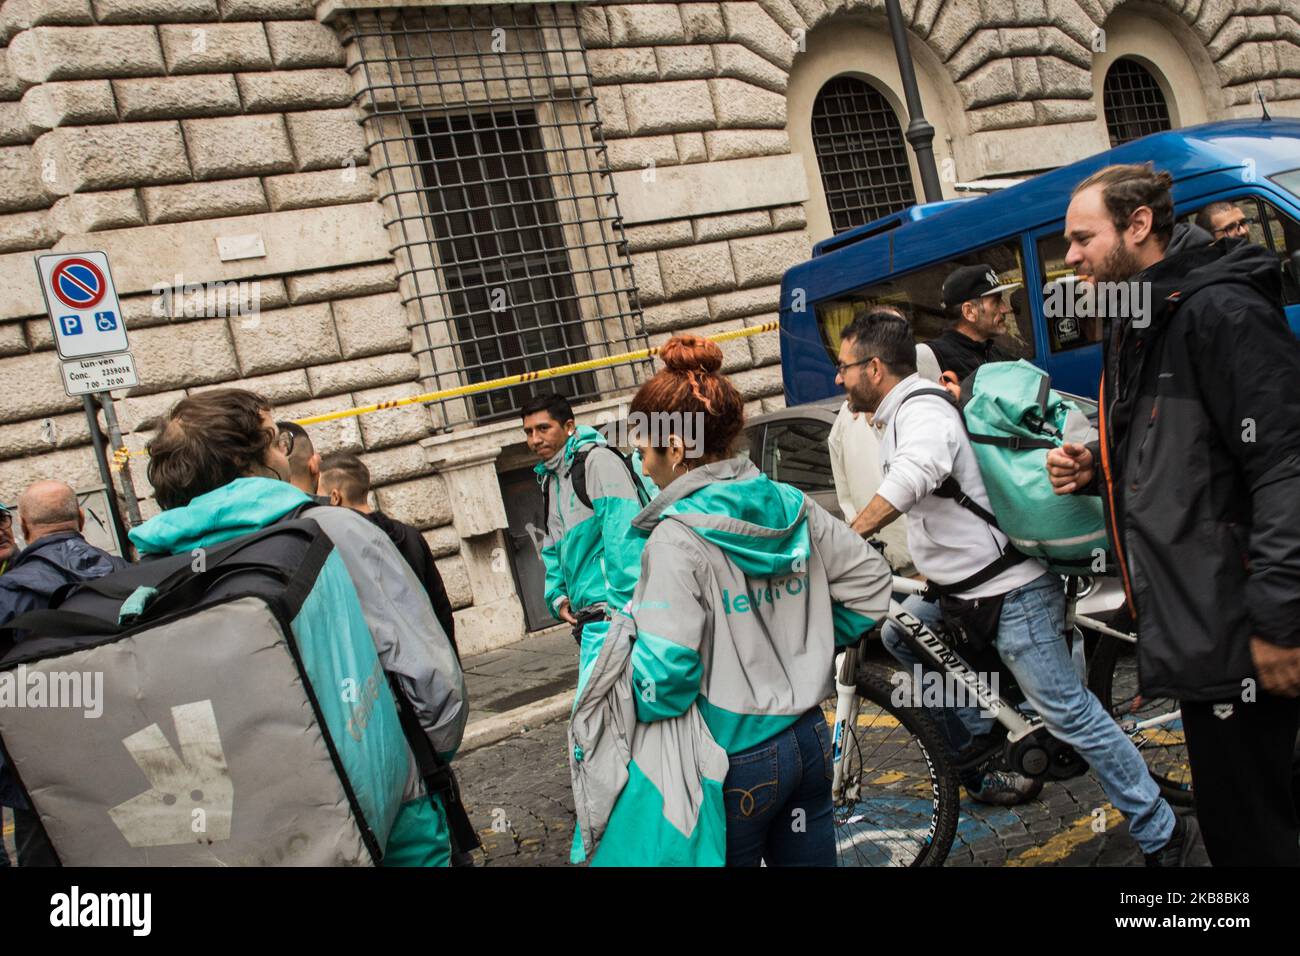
left=966, top=770, right=1044, bottom=806
left=1144, top=815, right=1209, bottom=867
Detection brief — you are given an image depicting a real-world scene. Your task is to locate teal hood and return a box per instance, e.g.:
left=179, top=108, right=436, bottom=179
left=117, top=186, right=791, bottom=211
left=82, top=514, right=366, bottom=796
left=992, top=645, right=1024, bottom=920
left=130, top=477, right=312, bottom=555
left=632, top=456, right=810, bottom=579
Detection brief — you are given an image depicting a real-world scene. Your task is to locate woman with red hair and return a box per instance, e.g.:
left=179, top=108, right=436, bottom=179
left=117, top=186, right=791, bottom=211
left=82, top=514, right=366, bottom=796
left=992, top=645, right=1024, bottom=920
left=571, top=335, right=893, bottom=866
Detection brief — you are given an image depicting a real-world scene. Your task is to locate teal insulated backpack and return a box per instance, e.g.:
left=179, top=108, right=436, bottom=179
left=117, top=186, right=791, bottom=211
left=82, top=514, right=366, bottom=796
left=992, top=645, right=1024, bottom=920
left=902, top=360, right=1111, bottom=577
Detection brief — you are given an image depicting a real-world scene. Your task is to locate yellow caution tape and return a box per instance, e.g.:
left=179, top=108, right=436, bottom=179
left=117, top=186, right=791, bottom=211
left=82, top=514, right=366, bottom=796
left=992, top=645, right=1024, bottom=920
left=99, top=322, right=782, bottom=459
left=292, top=321, right=780, bottom=426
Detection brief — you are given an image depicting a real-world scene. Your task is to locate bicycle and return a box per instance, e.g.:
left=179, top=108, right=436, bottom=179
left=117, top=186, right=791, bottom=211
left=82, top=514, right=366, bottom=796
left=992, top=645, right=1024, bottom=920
left=826, top=572, right=1190, bottom=867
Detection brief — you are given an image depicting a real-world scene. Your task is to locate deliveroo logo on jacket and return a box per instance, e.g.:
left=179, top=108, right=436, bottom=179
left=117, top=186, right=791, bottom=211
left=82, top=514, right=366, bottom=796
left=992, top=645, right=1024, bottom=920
left=109, top=699, right=234, bottom=848
left=720, top=573, right=807, bottom=615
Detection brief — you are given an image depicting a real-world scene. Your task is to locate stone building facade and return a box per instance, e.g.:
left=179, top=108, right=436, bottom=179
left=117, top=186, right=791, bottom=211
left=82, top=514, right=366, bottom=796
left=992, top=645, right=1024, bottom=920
left=0, top=0, right=1296, bottom=654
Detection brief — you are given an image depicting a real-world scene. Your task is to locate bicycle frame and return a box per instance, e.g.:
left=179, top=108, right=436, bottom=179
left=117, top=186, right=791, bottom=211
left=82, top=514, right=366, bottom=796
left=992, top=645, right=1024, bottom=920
left=830, top=576, right=1043, bottom=803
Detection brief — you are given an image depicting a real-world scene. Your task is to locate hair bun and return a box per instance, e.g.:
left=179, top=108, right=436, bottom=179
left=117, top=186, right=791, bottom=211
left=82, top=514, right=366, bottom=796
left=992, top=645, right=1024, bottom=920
left=659, top=334, right=723, bottom=375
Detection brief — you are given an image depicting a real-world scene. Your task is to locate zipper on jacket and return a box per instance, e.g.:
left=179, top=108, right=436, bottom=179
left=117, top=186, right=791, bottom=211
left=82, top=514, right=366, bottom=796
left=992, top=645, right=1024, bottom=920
left=1098, top=371, right=1137, bottom=616
left=1130, top=401, right=1159, bottom=492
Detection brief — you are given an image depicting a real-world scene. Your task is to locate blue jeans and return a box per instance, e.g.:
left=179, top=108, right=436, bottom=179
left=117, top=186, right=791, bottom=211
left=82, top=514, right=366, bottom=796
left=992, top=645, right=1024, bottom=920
left=723, top=708, right=835, bottom=866
left=884, top=574, right=1176, bottom=854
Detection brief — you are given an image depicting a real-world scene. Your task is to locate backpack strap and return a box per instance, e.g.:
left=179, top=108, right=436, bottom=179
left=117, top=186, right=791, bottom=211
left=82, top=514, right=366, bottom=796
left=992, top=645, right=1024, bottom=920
left=540, top=472, right=553, bottom=537
left=572, top=445, right=650, bottom=513
left=384, top=671, right=480, bottom=865
left=893, top=387, right=1029, bottom=599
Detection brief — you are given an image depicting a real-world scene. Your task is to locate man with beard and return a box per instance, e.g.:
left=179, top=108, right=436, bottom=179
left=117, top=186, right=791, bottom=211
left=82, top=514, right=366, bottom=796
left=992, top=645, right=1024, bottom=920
left=1048, top=163, right=1300, bottom=865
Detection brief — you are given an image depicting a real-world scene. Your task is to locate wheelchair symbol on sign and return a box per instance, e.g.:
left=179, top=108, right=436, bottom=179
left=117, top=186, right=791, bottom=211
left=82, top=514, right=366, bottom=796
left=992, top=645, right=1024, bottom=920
left=94, top=311, right=117, bottom=332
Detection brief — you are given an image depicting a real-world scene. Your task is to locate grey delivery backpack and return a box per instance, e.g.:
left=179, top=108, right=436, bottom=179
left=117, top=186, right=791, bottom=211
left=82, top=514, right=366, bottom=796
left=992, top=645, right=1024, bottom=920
left=0, top=519, right=426, bottom=866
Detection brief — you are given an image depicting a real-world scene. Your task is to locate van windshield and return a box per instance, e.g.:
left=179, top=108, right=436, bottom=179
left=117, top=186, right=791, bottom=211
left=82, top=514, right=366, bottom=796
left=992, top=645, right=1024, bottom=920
left=1271, top=168, right=1300, bottom=202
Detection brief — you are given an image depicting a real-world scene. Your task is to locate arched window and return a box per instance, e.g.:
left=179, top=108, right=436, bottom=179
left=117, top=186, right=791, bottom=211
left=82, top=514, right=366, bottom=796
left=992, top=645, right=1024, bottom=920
left=811, top=75, right=917, bottom=234
left=1102, top=58, right=1172, bottom=146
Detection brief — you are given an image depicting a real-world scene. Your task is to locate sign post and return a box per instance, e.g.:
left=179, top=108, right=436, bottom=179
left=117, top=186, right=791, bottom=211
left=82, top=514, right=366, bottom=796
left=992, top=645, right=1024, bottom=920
left=35, top=251, right=142, bottom=532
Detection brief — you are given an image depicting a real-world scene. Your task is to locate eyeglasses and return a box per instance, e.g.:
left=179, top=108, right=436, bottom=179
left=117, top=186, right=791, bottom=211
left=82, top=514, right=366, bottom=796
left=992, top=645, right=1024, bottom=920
left=1215, top=217, right=1258, bottom=238
left=835, top=355, right=877, bottom=376
left=275, top=429, right=295, bottom=456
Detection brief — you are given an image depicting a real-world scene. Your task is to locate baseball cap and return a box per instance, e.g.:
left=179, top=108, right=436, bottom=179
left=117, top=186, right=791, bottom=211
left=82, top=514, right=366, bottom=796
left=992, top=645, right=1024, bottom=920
left=941, top=263, right=1023, bottom=309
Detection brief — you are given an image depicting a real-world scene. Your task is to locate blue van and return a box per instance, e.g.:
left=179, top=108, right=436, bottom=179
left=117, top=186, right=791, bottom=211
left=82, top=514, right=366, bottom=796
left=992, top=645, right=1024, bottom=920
left=778, top=119, right=1300, bottom=404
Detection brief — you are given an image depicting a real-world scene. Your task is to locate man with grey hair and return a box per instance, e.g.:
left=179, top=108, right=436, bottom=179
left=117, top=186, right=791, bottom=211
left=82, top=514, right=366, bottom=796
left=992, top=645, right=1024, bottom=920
left=0, top=480, right=124, bottom=866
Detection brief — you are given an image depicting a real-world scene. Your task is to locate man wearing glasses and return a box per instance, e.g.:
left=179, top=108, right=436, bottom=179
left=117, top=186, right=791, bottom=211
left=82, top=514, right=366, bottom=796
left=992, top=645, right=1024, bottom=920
left=1194, top=202, right=1256, bottom=242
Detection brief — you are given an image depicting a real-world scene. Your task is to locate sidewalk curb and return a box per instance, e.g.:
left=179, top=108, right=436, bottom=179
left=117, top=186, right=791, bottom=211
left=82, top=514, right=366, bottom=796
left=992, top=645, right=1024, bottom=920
left=460, top=690, right=574, bottom=754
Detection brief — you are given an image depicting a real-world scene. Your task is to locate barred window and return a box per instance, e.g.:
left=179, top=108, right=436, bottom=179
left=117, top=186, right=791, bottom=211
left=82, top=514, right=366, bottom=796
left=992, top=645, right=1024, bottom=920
left=1103, top=58, right=1172, bottom=147
left=811, top=75, right=917, bottom=235
left=341, top=5, right=650, bottom=427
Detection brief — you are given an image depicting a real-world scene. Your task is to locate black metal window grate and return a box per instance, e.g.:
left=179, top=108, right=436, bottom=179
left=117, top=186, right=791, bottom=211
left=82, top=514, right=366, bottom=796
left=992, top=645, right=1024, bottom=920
left=811, top=75, right=917, bottom=235
left=1103, top=58, right=1172, bottom=147
left=339, top=5, right=650, bottom=427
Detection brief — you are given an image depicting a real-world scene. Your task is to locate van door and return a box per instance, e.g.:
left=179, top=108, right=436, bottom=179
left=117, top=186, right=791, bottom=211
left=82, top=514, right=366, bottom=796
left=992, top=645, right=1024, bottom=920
left=1026, top=222, right=1104, bottom=399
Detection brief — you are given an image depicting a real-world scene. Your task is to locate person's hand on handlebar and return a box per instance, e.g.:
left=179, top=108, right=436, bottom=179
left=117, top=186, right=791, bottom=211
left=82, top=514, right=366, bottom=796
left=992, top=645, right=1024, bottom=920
left=1046, top=442, right=1094, bottom=495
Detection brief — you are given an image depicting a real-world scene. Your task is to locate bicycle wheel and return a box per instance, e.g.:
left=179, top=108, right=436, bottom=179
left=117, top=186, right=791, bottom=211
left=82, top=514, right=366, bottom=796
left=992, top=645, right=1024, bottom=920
left=823, top=662, right=961, bottom=867
left=1085, top=632, right=1194, bottom=807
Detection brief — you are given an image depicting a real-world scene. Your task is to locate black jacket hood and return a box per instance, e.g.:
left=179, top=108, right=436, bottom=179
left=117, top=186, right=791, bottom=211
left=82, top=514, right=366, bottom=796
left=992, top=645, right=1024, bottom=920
left=1138, top=223, right=1284, bottom=336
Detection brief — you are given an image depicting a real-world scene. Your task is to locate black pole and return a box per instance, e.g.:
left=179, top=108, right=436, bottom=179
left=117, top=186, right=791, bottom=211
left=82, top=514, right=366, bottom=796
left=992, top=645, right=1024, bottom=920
left=82, top=395, right=131, bottom=559
left=885, top=0, right=944, bottom=203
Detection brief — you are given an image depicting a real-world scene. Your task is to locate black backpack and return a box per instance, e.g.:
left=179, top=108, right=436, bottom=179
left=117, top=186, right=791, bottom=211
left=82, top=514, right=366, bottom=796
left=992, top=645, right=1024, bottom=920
left=0, top=519, right=479, bottom=866
left=541, top=445, right=648, bottom=535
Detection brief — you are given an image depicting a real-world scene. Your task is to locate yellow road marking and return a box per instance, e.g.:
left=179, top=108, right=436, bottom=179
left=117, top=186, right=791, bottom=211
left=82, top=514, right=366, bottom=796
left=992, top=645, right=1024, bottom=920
left=1006, top=805, right=1121, bottom=866
left=823, top=710, right=902, bottom=730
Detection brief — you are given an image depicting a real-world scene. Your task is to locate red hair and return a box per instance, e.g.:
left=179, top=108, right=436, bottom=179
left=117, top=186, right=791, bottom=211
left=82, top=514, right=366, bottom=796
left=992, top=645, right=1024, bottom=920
left=630, top=335, right=745, bottom=459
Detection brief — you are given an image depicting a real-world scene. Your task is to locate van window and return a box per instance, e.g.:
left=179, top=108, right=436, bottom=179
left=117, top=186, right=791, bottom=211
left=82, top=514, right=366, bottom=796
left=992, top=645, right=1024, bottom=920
left=813, top=239, right=1035, bottom=363
left=1182, top=197, right=1300, bottom=306
left=1038, top=233, right=1103, bottom=353
left=763, top=419, right=835, bottom=494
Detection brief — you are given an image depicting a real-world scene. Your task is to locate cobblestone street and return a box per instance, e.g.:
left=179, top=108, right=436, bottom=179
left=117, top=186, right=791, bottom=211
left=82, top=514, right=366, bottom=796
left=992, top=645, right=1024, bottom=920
left=458, top=715, right=1157, bottom=868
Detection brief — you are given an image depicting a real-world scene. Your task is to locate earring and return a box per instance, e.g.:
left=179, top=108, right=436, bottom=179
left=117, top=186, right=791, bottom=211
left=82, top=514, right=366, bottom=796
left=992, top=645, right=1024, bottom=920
left=672, top=460, right=687, bottom=474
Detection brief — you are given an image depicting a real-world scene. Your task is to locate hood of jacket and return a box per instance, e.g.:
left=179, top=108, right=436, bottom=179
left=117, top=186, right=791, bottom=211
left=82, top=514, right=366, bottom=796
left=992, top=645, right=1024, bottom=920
left=533, top=424, right=607, bottom=485
left=129, top=477, right=312, bottom=555
left=1136, top=223, right=1283, bottom=340
left=632, top=455, right=810, bottom=579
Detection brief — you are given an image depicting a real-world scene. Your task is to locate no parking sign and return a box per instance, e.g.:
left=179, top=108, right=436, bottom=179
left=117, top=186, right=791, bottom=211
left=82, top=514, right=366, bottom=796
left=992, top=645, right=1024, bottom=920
left=36, top=251, right=130, bottom=360
left=35, top=251, right=138, bottom=396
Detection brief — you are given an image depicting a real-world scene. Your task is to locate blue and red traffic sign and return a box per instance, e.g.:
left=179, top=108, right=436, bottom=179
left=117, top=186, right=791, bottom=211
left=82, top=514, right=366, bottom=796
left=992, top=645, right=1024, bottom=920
left=35, top=251, right=130, bottom=361
left=50, top=257, right=108, bottom=310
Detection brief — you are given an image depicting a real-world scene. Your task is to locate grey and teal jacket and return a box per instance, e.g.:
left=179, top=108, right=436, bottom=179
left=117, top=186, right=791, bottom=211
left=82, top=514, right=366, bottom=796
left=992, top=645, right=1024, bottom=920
left=536, top=425, right=655, bottom=702
left=535, top=425, right=654, bottom=619
left=129, top=477, right=466, bottom=866
left=570, top=456, right=892, bottom=864
left=621, top=455, right=892, bottom=753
